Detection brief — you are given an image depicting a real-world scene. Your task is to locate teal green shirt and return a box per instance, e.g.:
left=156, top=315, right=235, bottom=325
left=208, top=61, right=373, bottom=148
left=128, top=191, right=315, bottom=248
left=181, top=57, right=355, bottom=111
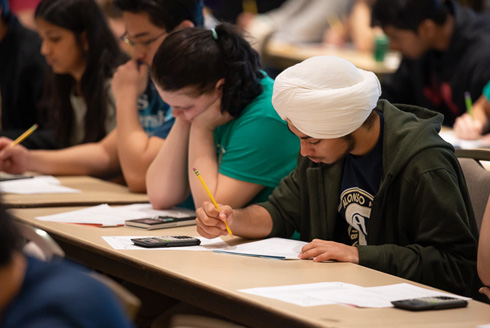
left=483, top=80, right=490, bottom=101
left=214, top=75, right=299, bottom=204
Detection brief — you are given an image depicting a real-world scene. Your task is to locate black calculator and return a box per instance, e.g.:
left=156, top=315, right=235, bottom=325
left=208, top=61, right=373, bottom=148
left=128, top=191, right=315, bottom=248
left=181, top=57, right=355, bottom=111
left=131, top=236, right=201, bottom=248
left=391, top=296, right=468, bottom=311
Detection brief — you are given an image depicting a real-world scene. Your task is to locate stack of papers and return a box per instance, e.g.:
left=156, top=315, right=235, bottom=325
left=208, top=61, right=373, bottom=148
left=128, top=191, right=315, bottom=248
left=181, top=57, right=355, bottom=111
left=0, top=176, right=80, bottom=194
left=239, top=282, right=470, bottom=308
left=36, top=203, right=196, bottom=226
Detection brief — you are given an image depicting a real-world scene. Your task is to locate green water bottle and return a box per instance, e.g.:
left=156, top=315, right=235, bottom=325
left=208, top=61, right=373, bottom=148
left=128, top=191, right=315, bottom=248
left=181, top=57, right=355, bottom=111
left=374, top=34, right=389, bottom=62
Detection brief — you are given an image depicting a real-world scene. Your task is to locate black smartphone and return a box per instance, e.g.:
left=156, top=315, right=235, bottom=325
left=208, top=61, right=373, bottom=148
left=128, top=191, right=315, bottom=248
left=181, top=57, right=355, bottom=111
left=391, top=296, right=468, bottom=311
left=131, top=236, right=201, bottom=248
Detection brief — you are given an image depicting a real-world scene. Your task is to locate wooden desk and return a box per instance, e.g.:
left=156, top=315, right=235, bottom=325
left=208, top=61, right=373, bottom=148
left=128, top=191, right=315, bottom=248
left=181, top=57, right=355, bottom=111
left=263, top=40, right=400, bottom=78
left=2, top=176, right=148, bottom=208
left=9, top=207, right=490, bottom=328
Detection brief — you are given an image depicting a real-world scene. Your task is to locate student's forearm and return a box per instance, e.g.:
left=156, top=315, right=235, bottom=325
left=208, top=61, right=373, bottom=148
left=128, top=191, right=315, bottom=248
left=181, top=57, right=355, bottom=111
left=230, top=205, right=273, bottom=239
left=188, top=124, right=219, bottom=207
left=115, top=95, right=158, bottom=192
left=147, top=118, right=191, bottom=209
left=27, top=143, right=118, bottom=177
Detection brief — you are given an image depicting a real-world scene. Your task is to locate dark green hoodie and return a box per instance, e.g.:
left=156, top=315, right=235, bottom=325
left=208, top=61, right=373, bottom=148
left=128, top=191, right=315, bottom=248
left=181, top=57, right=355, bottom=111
left=261, top=100, right=479, bottom=297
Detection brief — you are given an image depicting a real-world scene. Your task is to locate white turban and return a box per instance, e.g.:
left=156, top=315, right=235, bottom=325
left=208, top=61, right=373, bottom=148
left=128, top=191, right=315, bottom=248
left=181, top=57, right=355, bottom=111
left=272, top=56, right=381, bottom=138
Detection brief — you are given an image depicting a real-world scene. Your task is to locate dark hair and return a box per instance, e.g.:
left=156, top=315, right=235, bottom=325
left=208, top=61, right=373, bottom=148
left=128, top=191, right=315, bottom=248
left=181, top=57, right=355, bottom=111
left=35, top=0, right=128, bottom=147
left=372, top=0, right=449, bottom=32
left=114, top=0, right=204, bottom=30
left=0, top=204, right=23, bottom=266
left=151, top=23, right=263, bottom=118
left=342, top=109, right=379, bottom=143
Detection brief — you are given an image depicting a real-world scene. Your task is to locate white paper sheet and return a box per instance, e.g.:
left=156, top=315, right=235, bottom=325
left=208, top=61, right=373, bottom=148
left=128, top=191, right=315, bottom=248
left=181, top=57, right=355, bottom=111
left=240, top=282, right=359, bottom=306
left=213, top=237, right=307, bottom=260
left=439, top=130, right=490, bottom=149
left=0, top=176, right=80, bottom=194
left=103, top=236, right=306, bottom=260
left=102, top=236, right=227, bottom=250
left=239, top=282, right=470, bottom=308
left=35, top=203, right=196, bottom=226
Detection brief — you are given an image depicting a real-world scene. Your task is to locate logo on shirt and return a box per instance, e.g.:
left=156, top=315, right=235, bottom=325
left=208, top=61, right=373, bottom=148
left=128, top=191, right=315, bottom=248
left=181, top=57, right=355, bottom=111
left=338, top=188, right=373, bottom=246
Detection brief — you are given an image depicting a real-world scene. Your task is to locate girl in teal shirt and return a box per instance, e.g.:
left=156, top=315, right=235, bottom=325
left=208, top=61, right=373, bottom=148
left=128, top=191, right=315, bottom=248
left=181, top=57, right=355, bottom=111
left=147, top=23, right=299, bottom=210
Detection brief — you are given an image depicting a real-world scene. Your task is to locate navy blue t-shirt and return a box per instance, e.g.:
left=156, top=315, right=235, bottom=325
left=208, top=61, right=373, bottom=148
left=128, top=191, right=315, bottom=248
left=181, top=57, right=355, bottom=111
left=2, top=256, right=134, bottom=328
left=337, top=112, right=384, bottom=246
left=138, top=78, right=174, bottom=139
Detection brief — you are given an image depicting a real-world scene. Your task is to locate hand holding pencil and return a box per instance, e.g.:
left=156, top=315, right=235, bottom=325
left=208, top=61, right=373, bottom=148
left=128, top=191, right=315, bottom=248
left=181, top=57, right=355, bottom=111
left=0, top=124, right=37, bottom=174
left=10, top=124, right=38, bottom=147
left=193, top=168, right=234, bottom=237
left=454, top=94, right=485, bottom=140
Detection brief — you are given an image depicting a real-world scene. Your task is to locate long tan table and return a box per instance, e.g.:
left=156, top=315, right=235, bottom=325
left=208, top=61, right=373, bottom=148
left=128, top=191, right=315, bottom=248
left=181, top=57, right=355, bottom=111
left=2, top=176, right=148, bottom=208
left=9, top=206, right=490, bottom=328
left=263, top=40, right=400, bottom=78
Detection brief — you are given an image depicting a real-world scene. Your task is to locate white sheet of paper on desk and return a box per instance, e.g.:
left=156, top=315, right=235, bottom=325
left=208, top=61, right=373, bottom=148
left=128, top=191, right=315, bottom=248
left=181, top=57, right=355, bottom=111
left=240, top=282, right=358, bottom=306
left=101, top=236, right=305, bottom=260
left=0, top=176, right=81, bottom=194
left=35, top=203, right=196, bottom=226
left=239, top=281, right=469, bottom=308
left=213, top=237, right=307, bottom=260
left=102, top=236, right=227, bottom=250
left=439, top=130, right=490, bottom=149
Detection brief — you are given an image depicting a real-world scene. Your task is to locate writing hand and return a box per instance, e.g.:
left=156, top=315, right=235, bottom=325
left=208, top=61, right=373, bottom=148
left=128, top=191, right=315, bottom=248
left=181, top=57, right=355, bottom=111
left=196, top=201, right=233, bottom=239
left=0, top=138, right=30, bottom=174
left=454, top=113, right=484, bottom=140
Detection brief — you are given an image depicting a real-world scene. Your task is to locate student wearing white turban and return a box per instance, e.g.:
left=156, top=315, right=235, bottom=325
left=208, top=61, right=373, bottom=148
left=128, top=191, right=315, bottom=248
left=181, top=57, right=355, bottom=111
left=195, top=55, right=481, bottom=300
left=272, top=56, right=381, bottom=139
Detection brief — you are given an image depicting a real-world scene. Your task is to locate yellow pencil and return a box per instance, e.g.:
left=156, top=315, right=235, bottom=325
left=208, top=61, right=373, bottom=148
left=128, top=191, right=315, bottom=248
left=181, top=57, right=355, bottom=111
left=10, top=124, right=38, bottom=147
left=193, top=168, right=233, bottom=237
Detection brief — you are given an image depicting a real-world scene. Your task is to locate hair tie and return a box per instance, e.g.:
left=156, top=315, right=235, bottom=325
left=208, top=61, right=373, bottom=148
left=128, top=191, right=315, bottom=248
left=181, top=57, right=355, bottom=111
left=211, top=28, right=218, bottom=40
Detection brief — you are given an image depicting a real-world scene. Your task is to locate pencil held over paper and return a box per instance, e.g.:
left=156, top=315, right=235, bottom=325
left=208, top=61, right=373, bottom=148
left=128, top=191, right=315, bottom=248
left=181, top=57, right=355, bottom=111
left=464, top=91, right=474, bottom=119
left=193, top=168, right=233, bottom=237
left=10, top=124, right=38, bottom=147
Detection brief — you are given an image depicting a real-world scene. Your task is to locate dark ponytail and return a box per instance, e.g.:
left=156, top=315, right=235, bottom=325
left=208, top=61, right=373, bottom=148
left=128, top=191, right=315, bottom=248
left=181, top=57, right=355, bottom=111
left=151, top=23, right=263, bottom=118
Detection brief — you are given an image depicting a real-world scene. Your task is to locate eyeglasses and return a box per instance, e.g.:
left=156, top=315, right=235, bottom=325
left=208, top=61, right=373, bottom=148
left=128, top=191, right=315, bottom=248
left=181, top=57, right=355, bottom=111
left=120, top=31, right=167, bottom=48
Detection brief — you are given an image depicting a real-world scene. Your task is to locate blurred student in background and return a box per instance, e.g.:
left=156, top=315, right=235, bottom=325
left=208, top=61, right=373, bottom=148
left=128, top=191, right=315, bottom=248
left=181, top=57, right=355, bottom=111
left=0, top=202, right=134, bottom=327
left=35, top=0, right=127, bottom=148
left=0, top=0, right=204, bottom=193
left=238, top=0, right=351, bottom=52
left=8, top=0, right=40, bottom=30
left=147, top=24, right=299, bottom=210
left=323, top=0, right=382, bottom=52
left=0, top=0, right=52, bottom=149
left=98, top=0, right=133, bottom=56
left=372, top=0, right=490, bottom=127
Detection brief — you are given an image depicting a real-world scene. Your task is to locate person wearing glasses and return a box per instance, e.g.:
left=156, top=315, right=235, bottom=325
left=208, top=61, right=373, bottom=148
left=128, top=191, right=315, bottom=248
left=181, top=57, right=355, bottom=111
left=0, top=0, right=204, bottom=193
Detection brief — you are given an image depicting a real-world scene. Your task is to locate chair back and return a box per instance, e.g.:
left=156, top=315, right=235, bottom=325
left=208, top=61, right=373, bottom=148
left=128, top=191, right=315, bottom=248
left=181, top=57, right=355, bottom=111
left=15, top=221, right=65, bottom=260
left=458, top=157, right=490, bottom=231
left=89, top=272, right=141, bottom=320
